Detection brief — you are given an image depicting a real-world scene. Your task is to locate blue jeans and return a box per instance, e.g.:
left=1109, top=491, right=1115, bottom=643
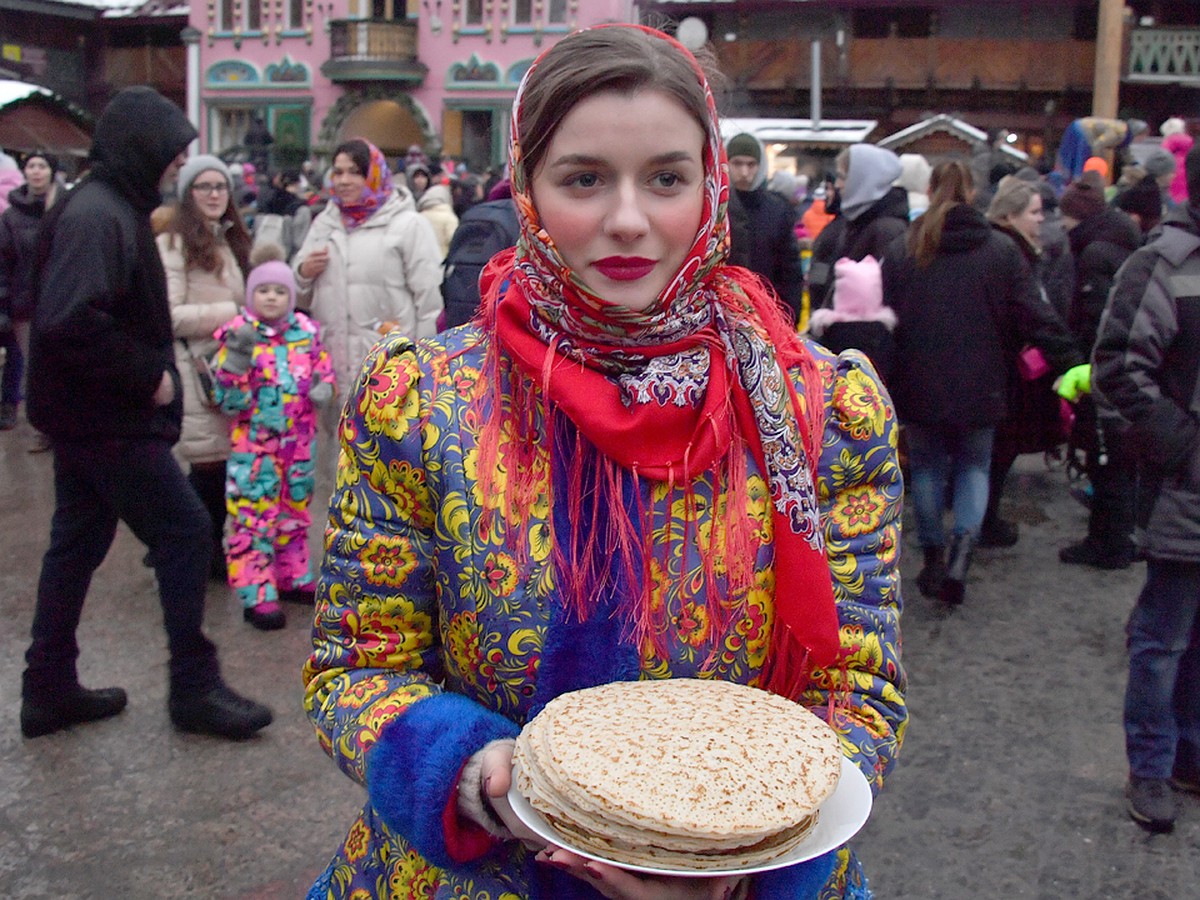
left=905, top=423, right=994, bottom=548
left=24, top=437, right=221, bottom=700
left=1124, top=558, right=1200, bottom=779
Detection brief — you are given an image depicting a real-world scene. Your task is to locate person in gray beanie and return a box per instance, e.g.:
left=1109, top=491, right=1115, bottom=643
left=1141, top=147, right=1177, bottom=189
left=176, top=154, right=233, bottom=199
left=724, top=131, right=804, bottom=323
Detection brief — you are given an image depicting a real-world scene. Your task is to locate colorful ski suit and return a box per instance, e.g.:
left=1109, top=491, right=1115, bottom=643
left=212, top=310, right=333, bottom=609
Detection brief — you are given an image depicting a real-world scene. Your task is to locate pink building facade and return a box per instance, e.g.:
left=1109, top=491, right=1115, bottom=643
left=189, top=0, right=632, bottom=173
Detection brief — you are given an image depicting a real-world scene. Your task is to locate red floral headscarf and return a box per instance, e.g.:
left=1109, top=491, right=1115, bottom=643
left=333, top=138, right=394, bottom=231
left=476, top=24, right=841, bottom=695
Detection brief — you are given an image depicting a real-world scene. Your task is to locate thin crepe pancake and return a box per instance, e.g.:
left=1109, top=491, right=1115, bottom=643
left=513, top=679, right=842, bottom=871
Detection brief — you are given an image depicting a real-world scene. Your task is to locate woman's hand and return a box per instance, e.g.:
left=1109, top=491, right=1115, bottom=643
left=300, top=245, right=330, bottom=280
left=536, top=847, right=747, bottom=900
left=475, top=742, right=546, bottom=848
left=484, top=746, right=747, bottom=899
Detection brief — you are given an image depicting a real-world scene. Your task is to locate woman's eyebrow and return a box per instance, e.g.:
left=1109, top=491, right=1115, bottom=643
left=548, top=150, right=698, bottom=168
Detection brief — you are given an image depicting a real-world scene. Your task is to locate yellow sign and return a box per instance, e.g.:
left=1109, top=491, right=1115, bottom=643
left=2, top=45, right=22, bottom=63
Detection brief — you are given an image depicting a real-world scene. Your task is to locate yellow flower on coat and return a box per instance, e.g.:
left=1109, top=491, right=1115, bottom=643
left=387, top=847, right=440, bottom=899
left=360, top=352, right=421, bottom=441
left=359, top=533, right=418, bottom=588
left=832, top=485, right=886, bottom=538
left=347, top=889, right=373, bottom=900
left=483, top=551, right=519, bottom=597
left=340, top=677, right=391, bottom=709
left=674, top=600, right=710, bottom=648
left=445, top=610, right=483, bottom=679
left=841, top=622, right=886, bottom=672
left=834, top=367, right=891, bottom=442
left=370, top=458, right=434, bottom=530
left=343, top=818, right=371, bottom=863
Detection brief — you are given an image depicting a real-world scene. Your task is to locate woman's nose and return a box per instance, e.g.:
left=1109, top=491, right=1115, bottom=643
left=605, top=182, right=649, bottom=240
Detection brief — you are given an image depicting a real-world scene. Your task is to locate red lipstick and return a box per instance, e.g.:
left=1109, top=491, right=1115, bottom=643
left=593, top=257, right=656, bottom=281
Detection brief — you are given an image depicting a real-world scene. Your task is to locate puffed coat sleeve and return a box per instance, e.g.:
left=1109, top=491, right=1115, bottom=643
left=388, top=212, right=443, bottom=338
left=303, top=332, right=518, bottom=870
left=802, top=341, right=907, bottom=796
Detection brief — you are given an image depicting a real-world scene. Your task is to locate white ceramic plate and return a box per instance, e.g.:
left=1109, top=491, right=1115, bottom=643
left=506, top=755, right=873, bottom=877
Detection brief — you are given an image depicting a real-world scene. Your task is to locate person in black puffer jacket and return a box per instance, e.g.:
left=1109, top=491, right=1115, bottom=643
left=21, top=86, right=273, bottom=743
left=884, top=161, right=1081, bottom=605
left=1057, top=174, right=1143, bottom=570
left=809, top=144, right=910, bottom=311
left=724, top=132, right=804, bottom=324
left=0, top=151, right=59, bottom=430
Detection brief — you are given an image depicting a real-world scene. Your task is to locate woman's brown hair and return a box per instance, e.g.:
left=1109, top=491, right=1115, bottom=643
left=516, top=27, right=716, bottom=182
left=167, top=181, right=251, bottom=278
left=907, top=160, right=974, bottom=268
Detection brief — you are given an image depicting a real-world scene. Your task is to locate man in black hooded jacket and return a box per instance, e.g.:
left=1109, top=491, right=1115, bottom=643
left=21, top=87, right=273, bottom=740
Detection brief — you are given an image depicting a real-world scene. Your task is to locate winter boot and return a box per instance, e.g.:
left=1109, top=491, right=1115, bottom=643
left=916, top=546, right=946, bottom=598
left=940, top=531, right=976, bottom=605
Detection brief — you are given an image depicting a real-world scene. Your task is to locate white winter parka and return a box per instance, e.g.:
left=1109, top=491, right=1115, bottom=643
left=292, top=188, right=443, bottom=392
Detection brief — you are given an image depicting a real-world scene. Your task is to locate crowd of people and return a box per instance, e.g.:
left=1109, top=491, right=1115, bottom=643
left=0, top=19, right=1198, bottom=900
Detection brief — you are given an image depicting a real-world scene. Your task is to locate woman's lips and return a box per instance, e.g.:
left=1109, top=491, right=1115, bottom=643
left=593, top=257, right=656, bottom=281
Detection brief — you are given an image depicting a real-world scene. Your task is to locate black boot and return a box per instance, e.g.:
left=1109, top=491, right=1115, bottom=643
left=940, top=532, right=976, bottom=605
left=169, top=683, right=273, bottom=740
left=978, top=515, right=1019, bottom=548
left=916, top=546, right=946, bottom=598
left=21, top=682, right=128, bottom=738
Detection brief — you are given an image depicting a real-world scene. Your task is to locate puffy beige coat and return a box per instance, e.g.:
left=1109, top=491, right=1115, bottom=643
left=416, top=183, right=458, bottom=259
left=158, top=232, right=244, bottom=466
left=293, top=188, right=443, bottom=392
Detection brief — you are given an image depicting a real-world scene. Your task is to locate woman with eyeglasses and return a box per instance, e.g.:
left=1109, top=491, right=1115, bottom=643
left=157, top=155, right=252, bottom=580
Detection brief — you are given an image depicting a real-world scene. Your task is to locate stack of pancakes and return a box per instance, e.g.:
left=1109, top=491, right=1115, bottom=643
left=512, top=678, right=843, bottom=871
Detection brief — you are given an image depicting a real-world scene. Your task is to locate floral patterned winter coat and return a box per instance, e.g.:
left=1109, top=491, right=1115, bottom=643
left=303, top=326, right=907, bottom=900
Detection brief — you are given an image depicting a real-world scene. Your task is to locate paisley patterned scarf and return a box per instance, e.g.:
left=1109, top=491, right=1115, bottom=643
left=476, top=25, right=841, bottom=696
left=333, top=138, right=393, bottom=231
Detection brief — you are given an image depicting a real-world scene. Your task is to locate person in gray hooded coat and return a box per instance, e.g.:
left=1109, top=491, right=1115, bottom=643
left=809, top=144, right=909, bottom=310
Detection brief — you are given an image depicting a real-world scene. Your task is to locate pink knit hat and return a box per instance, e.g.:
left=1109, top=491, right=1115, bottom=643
left=245, top=260, right=296, bottom=322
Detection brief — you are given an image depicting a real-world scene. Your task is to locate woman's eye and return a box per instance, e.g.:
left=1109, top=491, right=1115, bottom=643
left=566, top=172, right=600, bottom=189
left=654, top=172, right=683, bottom=189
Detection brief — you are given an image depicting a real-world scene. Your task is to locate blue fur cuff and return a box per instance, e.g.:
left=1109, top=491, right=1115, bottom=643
left=365, top=692, right=520, bottom=868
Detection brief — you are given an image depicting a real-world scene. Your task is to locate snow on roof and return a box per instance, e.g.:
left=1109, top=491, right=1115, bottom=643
left=720, top=117, right=879, bottom=147
left=0, top=80, right=54, bottom=110
left=878, top=113, right=1029, bottom=162
left=27, top=0, right=185, bottom=15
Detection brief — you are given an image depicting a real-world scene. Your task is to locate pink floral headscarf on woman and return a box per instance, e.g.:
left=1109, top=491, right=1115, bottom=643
left=333, top=138, right=394, bottom=230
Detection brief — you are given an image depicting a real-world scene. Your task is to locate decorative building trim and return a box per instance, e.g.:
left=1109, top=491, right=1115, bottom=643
left=445, top=54, right=534, bottom=90
left=505, top=57, right=532, bottom=86
left=264, top=55, right=311, bottom=86
left=206, top=59, right=262, bottom=87
left=315, top=86, right=436, bottom=157
left=447, top=53, right=501, bottom=88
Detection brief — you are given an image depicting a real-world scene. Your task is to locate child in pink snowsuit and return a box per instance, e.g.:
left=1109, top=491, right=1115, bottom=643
left=212, top=256, right=334, bottom=630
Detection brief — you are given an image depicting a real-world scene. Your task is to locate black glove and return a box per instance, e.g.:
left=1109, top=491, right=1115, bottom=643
left=221, top=323, right=259, bottom=375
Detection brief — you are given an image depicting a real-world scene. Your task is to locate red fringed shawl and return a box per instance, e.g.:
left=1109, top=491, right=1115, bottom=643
left=472, top=24, right=841, bottom=700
